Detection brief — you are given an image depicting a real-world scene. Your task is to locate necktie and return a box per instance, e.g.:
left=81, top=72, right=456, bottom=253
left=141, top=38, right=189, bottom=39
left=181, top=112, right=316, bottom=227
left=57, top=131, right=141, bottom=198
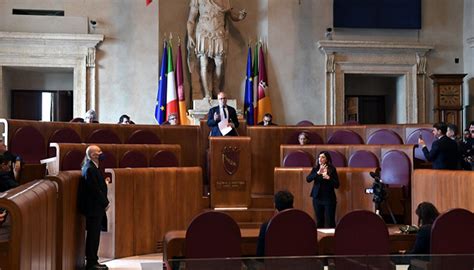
left=223, top=106, right=227, bottom=119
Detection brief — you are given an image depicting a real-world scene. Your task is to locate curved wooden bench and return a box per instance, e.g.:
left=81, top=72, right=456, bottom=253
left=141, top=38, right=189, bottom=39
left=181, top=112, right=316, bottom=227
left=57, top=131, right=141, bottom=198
left=0, top=180, right=57, bottom=270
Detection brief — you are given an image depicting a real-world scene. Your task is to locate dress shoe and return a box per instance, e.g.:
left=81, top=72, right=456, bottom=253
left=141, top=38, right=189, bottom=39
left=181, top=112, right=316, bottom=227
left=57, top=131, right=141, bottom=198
left=86, top=263, right=108, bottom=270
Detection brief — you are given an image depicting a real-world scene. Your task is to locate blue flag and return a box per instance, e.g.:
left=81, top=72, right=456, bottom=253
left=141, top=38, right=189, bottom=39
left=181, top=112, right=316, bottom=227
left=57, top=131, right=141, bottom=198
left=244, top=46, right=254, bottom=125
left=155, top=41, right=168, bottom=124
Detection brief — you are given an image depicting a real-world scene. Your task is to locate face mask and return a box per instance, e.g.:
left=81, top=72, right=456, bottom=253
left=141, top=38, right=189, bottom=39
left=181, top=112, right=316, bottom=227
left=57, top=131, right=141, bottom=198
left=98, top=153, right=106, bottom=161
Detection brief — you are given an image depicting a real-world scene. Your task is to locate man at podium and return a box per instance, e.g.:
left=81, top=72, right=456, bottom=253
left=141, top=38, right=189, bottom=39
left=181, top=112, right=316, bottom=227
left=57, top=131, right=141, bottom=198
left=207, top=92, right=239, bottom=136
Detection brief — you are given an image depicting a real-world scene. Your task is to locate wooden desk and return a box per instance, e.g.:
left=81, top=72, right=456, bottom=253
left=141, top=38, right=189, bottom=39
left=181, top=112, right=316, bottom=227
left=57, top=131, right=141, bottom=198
left=163, top=226, right=415, bottom=261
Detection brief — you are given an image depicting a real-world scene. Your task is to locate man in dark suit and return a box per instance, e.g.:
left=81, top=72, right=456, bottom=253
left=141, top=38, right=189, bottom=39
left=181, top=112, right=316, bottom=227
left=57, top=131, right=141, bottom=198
left=256, top=190, right=294, bottom=256
left=419, top=122, right=460, bottom=170
left=257, top=113, right=277, bottom=126
left=77, top=145, right=109, bottom=270
left=207, top=92, right=239, bottom=136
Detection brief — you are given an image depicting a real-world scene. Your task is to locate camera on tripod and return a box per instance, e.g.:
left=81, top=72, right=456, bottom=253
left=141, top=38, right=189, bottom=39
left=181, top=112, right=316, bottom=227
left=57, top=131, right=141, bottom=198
left=364, top=167, right=387, bottom=204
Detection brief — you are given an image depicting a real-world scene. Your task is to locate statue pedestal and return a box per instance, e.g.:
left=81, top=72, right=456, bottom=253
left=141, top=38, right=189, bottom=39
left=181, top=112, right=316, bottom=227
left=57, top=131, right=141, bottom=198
left=188, top=98, right=240, bottom=125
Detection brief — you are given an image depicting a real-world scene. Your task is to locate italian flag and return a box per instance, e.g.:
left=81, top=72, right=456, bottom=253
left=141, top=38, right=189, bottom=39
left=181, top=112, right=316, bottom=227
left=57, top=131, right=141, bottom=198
left=166, top=44, right=179, bottom=120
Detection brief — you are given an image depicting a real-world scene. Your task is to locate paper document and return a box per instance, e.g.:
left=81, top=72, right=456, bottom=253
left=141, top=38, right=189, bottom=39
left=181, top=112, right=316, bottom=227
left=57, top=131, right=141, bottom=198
left=317, top=228, right=335, bottom=234
left=218, top=120, right=232, bottom=136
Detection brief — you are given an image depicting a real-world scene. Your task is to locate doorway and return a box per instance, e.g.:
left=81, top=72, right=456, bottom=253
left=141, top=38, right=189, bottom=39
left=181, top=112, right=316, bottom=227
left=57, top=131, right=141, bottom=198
left=11, top=90, right=73, bottom=121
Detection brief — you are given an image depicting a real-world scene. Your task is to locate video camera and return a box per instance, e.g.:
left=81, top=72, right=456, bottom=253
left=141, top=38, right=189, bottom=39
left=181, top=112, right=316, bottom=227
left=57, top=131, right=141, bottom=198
left=364, top=167, right=388, bottom=204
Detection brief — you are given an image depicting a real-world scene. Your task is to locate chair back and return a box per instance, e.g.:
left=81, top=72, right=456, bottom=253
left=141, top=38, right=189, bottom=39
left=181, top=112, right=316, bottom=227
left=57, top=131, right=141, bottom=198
left=150, top=151, right=179, bottom=167
left=69, top=117, right=84, bottom=123
left=367, top=129, right=403, bottom=145
left=282, top=151, right=314, bottom=167
left=296, top=120, right=314, bottom=126
left=86, top=129, right=121, bottom=144
left=61, top=150, right=84, bottom=171
left=380, top=150, right=411, bottom=187
left=48, top=128, right=82, bottom=157
left=286, top=131, right=324, bottom=145
left=348, top=150, right=379, bottom=168
left=10, top=126, right=46, bottom=163
left=119, top=150, right=147, bottom=168
left=126, top=130, right=161, bottom=144
left=327, top=130, right=364, bottom=144
left=327, top=150, right=346, bottom=167
left=406, top=128, right=434, bottom=162
left=430, top=208, right=474, bottom=270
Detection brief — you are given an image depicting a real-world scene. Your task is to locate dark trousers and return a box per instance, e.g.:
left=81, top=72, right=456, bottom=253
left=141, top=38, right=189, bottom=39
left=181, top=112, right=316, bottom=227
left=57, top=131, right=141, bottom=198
left=313, top=199, right=336, bottom=228
left=85, top=214, right=104, bottom=266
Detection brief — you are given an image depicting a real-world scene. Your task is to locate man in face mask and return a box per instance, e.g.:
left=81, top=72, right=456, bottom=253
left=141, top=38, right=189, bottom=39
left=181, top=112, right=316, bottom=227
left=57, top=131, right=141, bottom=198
left=77, top=145, right=109, bottom=270
left=0, top=154, right=19, bottom=192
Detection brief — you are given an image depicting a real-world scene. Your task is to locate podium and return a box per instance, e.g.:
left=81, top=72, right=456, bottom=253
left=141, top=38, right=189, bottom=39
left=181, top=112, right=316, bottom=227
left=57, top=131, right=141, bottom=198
left=209, top=137, right=251, bottom=208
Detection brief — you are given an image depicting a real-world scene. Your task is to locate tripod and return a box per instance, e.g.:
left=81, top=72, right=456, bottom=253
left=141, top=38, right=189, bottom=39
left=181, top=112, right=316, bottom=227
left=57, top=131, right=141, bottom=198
left=374, top=200, right=397, bottom=224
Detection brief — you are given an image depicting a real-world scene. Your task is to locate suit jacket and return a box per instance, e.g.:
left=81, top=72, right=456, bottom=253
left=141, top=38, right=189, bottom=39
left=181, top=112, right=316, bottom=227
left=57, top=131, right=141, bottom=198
left=77, top=160, right=109, bottom=217
left=422, top=135, right=459, bottom=170
left=306, top=164, right=340, bottom=204
left=207, top=105, right=239, bottom=136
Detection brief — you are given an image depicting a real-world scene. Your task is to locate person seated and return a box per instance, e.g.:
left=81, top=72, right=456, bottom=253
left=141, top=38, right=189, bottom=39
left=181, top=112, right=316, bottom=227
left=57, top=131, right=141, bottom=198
left=162, top=114, right=178, bottom=125
left=0, top=139, right=21, bottom=181
left=408, top=202, right=439, bottom=255
left=0, top=155, right=19, bottom=192
left=257, top=113, right=277, bottom=126
left=84, top=109, right=99, bottom=123
left=298, top=131, right=310, bottom=145
left=118, top=114, right=132, bottom=124
left=256, top=190, right=294, bottom=256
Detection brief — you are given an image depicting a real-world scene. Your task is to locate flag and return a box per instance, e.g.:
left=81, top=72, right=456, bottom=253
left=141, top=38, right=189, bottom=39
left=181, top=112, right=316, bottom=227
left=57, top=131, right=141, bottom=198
left=176, top=43, right=188, bottom=125
left=155, top=41, right=167, bottom=124
left=146, top=0, right=153, bottom=6
left=252, top=42, right=260, bottom=124
left=166, top=42, right=179, bottom=121
left=244, top=46, right=254, bottom=125
left=257, top=43, right=272, bottom=122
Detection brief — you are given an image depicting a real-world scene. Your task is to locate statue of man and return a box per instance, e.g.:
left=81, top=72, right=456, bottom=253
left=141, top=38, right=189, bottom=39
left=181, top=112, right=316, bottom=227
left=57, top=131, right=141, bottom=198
left=187, top=0, right=246, bottom=98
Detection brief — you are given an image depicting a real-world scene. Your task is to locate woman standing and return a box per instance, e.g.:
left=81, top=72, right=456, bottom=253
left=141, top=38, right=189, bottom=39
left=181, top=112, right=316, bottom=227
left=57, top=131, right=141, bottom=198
left=306, top=151, right=340, bottom=228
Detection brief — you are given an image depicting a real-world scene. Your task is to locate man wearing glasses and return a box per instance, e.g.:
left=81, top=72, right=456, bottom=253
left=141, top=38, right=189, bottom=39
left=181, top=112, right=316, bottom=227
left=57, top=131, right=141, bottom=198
left=207, top=92, right=239, bottom=136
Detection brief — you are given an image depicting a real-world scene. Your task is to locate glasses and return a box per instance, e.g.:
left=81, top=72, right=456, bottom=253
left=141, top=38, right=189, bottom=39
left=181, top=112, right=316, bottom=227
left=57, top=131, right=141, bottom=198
left=169, top=118, right=176, bottom=121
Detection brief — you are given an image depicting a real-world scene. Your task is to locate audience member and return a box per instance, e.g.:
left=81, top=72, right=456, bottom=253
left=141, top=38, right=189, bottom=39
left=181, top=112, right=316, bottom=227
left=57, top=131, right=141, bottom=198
left=207, top=92, right=239, bottom=136
left=418, top=122, right=459, bottom=170
left=77, top=145, right=109, bottom=270
left=84, top=109, right=99, bottom=123
left=408, top=202, right=440, bottom=254
left=256, top=190, right=294, bottom=256
left=306, top=151, right=340, bottom=228
left=118, top=114, right=131, bottom=124
left=298, top=131, right=310, bottom=145
left=0, top=139, right=22, bottom=180
left=0, top=155, right=19, bottom=192
left=446, top=124, right=458, bottom=140
left=257, top=113, right=277, bottom=126
left=162, top=113, right=178, bottom=125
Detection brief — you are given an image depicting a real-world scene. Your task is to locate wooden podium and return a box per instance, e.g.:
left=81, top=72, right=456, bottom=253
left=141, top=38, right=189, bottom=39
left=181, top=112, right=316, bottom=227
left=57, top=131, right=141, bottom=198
left=209, top=137, right=251, bottom=208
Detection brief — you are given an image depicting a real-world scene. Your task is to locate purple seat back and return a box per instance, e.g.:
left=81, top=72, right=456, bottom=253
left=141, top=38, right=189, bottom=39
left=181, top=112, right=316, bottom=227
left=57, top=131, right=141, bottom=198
left=380, top=150, right=410, bottom=187
left=119, top=150, right=147, bottom=168
left=150, top=151, right=179, bottom=167
left=10, top=126, right=46, bottom=164
left=86, top=129, right=121, bottom=144
left=431, top=208, right=474, bottom=254
left=282, top=151, right=314, bottom=167
left=48, top=128, right=82, bottom=157
left=406, top=128, right=434, bottom=161
left=296, top=120, right=314, bottom=126
left=185, top=211, right=241, bottom=258
left=348, top=150, right=379, bottom=168
left=327, top=130, right=364, bottom=144
left=125, top=130, right=161, bottom=144
left=367, top=129, right=403, bottom=145
left=61, top=150, right=84, bottom=171
left=265, top=209, right=318, bottom=256
left=335, top=210, right=389, bottom=255
left=327, top=150, right=346, bottom=167
left=286, top=131, right=324, bottom=145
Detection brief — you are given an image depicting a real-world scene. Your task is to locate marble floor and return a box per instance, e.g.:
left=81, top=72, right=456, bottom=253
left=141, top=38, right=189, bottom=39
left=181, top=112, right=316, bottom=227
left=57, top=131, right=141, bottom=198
left=102, top=254, right=163, bottom=270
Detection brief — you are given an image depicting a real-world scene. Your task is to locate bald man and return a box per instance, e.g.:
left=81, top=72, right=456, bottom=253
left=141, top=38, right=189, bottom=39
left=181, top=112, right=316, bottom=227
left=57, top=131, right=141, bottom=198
left=207, top=92, right=239, bottom=136
left=77, top=145, right=109, bottom=270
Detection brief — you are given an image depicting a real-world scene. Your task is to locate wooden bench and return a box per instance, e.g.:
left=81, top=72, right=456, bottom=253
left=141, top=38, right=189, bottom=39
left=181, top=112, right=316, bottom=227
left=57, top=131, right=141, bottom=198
left=0, top=180, right=57, bottom=270
left=99, top=167, right=209, bottom=259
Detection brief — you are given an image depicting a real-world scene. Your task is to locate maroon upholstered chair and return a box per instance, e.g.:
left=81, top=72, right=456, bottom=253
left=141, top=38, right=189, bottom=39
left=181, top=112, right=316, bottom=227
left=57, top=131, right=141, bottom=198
left=327, top=130, right=364, bottom=144
left=286, top=131, right=324, bottom=145
left=282, top=150, right=314, bottom=167
left=414, top=209, right=474, bottom=270
left=327, top=150, right=346, bottom=167
left=406, top=128, right=434, bottom=162
left=48, top=128, right=82, bottom=157
left=265, top=209, right=322, bottom=270
left=348, top=150, right=379, bottom=168
left=185, top=211, right=241, bottom=270
left=125, top=130, right=161, bottom=144
left=61, top=150, right=84, bottom=171
left=85, top=129, right=121, bottom=144
left=333, top=210, right=393, bottom=270
left=119, top=150, right=147, bottom=168
left=367, top=129, right=403, bottom=145
left=9, top=126, right=46, bottom=164
left=150, top=151, right=179, bottom=167
left=296, top=120, right=314, bottom=126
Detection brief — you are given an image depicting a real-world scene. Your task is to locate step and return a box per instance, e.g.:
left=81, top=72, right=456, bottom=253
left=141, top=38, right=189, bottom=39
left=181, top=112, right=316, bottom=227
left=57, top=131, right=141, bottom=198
left=250, top=194, right=274, bottom=208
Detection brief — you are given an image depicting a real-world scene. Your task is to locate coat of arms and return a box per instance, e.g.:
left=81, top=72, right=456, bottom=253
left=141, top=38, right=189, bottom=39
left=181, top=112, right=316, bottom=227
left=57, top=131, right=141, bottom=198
left=222, top=146, right=240, bottom=175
